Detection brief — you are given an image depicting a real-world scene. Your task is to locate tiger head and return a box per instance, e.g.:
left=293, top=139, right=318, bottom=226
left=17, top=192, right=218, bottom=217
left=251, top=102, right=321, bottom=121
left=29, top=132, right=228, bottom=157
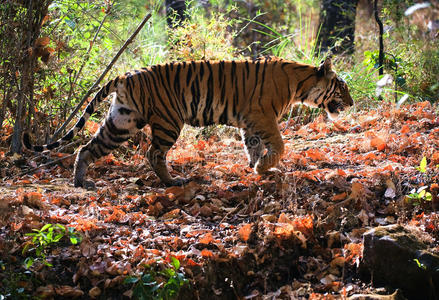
left=305, top=58, right=354, bottom=120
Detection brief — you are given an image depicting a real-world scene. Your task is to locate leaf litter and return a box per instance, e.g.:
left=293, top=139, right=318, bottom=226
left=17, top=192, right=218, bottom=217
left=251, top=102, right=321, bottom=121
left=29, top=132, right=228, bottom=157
left=1, top=102, right=439, bottom=298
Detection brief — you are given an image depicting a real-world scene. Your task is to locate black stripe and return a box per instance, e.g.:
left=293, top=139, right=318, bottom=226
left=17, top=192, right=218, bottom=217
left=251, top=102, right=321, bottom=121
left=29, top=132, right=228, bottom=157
left=272, top=102, right=279, bottom=117
left=107, top=117, right=130, bottom=135
left=186, top=63, right=192, bottom=85
left=158, top=66, right=185, bottom=123
left=107, top=131, right=129, bottom=143
left=148, top=67, right=180, bottom=131
left=125, top=75, right=141, bottom=113
left=96, top=133, right=119, bottom=150
left=296, top=74, right=314, bottom=93
left=153, top=134, right=175, bottom=147
left=203, top=62, right=214, bottom=124
left=87, top=144, right=100, bottom=159
left=199, top=62, right=204, bottom=81
left=152, top=123, right=179, bottom=141
left=62, top=130, right=75, bottom=141
left=46, top=142, right=60, bottom=150
left=219, top=101, right=228, bottom=124
left=77, top=117, right=86, bottom=129
left=86, top=103, right=94, bottom=114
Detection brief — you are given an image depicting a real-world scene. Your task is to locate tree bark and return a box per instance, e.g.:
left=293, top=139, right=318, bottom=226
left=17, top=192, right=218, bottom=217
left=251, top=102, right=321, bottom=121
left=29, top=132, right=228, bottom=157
left=317, top=0, right=358, bottom=55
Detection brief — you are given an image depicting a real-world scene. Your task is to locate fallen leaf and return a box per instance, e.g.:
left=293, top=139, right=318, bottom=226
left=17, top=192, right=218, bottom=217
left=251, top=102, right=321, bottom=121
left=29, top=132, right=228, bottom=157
left=238, top=223, right=253, bottom=242
left=199, top=232, right=214, bottom=244
left=201, top=249, right=215, bottom=258
left=55, top=285, right=84, bottom=298
left=88, top=286, right=101, bottom=299
left=370, top=137, right=386, bottom=151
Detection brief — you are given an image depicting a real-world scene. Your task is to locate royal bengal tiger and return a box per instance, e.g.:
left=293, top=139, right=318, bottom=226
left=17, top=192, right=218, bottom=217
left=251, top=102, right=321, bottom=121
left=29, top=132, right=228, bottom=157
left=23, top=57, right=353, bottom=189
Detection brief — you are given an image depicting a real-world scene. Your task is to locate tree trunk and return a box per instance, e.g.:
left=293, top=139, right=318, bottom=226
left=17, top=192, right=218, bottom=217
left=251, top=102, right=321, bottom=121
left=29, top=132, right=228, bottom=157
left=9, top=0, right=51, bottom=153
left=317, top=0, right=358, bottom=55
left=165, top=0, right=187, bottom=28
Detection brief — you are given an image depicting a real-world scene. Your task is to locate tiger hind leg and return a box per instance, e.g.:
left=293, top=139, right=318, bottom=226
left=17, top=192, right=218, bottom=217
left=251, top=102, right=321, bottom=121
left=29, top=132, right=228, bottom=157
left=74, top=102, right=144, bottom=189
left=241, top=128, right=264, bottom=168
left=147, top=121, right=186, bottom=186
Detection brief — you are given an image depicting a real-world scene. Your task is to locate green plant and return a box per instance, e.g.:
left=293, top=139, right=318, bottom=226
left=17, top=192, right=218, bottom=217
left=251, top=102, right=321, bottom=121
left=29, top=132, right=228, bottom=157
left=125, top=256, right=188, bottom=300
left=406, top=186, right=433, bottom=206
left=413, top=258, right=427, bottom=270
left=405, top=157, right=433, bottom=206
left=0, top=263, right=37, bottom=300
left=22, top=224, right=81, bottom=268
left=167, top=2, right=239, bottom=61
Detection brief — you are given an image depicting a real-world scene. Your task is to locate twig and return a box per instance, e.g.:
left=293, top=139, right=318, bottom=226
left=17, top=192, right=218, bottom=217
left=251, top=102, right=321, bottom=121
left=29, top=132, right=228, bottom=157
left=71, top=8, right=109, bottom=90
left=220, top=199, right=245, bottom=224
left=374, top=0, right=384, bottom=76
left=51, top=12, right=152, bottom=141
left=20, top=153, right=76, bottom=176
left=31, top=139, right=82, bottom=163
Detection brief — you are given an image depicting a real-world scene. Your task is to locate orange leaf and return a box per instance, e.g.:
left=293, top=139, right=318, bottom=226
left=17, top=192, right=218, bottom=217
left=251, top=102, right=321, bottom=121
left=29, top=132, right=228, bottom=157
left=238, top=223, right=252, bottom=242
left=401, top=124, right=410, bottom=134
left=199, top=232, right=214, bottom=244
left=305, top=148, right=327, bottom=161
left=26, top=191, right=42, bottom=202
left=331, top=192, right=347, bottom=202
left=185, top=258, right=200, bottom=267
left=85, top=120, right=100, bottom=134
left=194, top=140, right=206, bottom=150
left=336, top=169, right=347, bottom=176
left=370, top=137, right=386, bottom=151
left=201, top=249, right=214, bottom=258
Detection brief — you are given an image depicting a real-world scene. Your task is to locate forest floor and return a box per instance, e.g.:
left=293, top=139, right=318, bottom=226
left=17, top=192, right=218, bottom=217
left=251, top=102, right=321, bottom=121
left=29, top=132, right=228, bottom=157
left=1, top=101, right=439, bottom=299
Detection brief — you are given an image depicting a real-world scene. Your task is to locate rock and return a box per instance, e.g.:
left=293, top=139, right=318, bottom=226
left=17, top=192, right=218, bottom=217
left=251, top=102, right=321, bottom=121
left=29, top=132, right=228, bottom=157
left=362, top=224, right=439, bottom=299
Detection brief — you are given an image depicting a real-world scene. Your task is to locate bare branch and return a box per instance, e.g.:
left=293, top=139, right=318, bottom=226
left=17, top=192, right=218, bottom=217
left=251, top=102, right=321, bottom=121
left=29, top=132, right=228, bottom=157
left=50, top=12, right=152, bottom=141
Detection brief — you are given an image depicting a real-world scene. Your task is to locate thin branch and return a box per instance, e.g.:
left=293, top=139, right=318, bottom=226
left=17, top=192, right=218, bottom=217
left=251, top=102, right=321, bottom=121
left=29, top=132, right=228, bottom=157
left=50, top=12, right=152, bottom=141
left=374, top=0, right=384, bottom=76
left=71, top=6, right=110, bottom=89
left=20, top=153, right=76, bottom=176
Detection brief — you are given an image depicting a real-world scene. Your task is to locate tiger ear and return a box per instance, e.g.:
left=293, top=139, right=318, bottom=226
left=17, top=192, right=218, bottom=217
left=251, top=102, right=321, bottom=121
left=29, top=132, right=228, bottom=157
left=318, top=57, right=336, bottom=79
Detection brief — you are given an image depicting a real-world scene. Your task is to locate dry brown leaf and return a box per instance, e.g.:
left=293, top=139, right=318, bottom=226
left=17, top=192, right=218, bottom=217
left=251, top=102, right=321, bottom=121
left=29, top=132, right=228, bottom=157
left=35, top=284, right=55, bottom=298
left=55, top=285, right=84, bottom=298
left=162, top=208, right=180, bottom=219
left=88, top=286, right=101, bottom=299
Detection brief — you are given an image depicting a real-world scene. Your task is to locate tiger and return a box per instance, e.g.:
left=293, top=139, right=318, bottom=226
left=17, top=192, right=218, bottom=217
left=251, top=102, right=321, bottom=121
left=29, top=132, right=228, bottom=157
left=23, top=57, right=353, bottom=189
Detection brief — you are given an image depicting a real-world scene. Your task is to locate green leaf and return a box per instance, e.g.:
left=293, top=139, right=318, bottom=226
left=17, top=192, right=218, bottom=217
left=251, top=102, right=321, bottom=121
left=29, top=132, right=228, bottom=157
left=65, top=19, right=76, bottom=30
left=24, top=257, right=34, bottom=269
left=425, top=192, right=433, bottom=201
left=170, top=256, right=180, bottom=270
left=40, top=224, right=52, bottom=232
left=417, top=157, right=427, bottom=173
left=124, top=276, right=139, bottom=284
